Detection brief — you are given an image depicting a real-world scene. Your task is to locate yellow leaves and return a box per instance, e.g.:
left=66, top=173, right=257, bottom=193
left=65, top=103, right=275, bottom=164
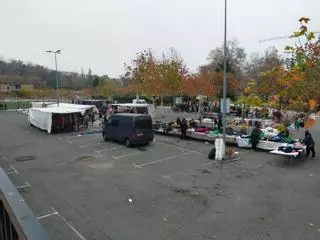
left=97, top=80, right=120, bottom=97
left=307, top=32, right=315, bottom=41
left=285, top=46, right=294, bottom=52
left=126, top=49, right=187, bottom=97
left=237, top=94, right=263, bottom=107
left=298, top=17, right=310, bottom=23
left=243, top=87, right=251, bottom=94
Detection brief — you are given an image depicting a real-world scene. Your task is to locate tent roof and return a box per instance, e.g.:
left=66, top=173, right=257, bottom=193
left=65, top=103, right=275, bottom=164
left=30, top=107, right=81, bottom=114
left=111, top=103, right=148, bottom=107
left=47, top=103, right=96, bottom=109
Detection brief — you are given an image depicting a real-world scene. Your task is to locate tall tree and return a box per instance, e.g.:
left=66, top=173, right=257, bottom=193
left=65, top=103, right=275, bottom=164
left=95, top=79, right=120, bottom=100
left=125, top=48, right=187, bottom=99
left=245, top=46, right=283, bottom=82
left=182, top=72, right=217, bottom=98
left=285, top=17, right=320, bottom=103
left=87, top=68, right=93, bottom=86
left=201, top=39, right=246, bottom=77
left=199, top=39, right=244, bottom=99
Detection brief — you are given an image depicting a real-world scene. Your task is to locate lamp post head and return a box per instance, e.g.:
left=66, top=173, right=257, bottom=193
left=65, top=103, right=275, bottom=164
left=46, top=50, right=61, bottom=54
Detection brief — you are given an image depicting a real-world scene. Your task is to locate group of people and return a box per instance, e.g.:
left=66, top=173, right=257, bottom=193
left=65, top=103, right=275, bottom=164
left=250, top=122, right=316, bottom=158
left=175, top=114, right=223, bottom=140
left=173, top=101, right=220, bottom=114
left=236, top=107, right=278, bottom=120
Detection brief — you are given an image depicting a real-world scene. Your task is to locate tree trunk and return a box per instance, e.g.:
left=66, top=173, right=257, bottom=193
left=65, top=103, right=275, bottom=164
left=241, top=104, right=245, bottom=123
left=197, top=98, right=202, bottom=119
left=136, top=93, right=139, bottom=100
left=161, top=95, right=164, bottom=117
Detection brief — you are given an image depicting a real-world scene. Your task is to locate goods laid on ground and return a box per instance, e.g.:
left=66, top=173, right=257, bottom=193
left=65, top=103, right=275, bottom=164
left=236, top=122, right=303, bottom=150
left=153, top=115, right=307, bottom=154
left=236, top=136, right=286, bottom=150
left=153, top=118, right=241, bottom=143
left=270, top=142, right=306, bottom=163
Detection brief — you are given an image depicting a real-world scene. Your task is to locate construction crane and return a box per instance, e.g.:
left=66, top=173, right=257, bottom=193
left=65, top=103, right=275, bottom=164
left=259, top=31, right=320, bottom=43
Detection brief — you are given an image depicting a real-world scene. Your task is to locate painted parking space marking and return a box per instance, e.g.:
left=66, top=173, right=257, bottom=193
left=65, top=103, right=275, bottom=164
left=95, top=146, right=123, bottom=153
left=37, top=210, right=58, bottom=220
left=161, top=175, right=174, bottom=181
left=56, top=210, right=87, bottom=240
left=155, top=140, right=202, bottom=154
left=79, top=142, right=106, bottom=148
left=38, top=207, right=87, bottom=240
left=16, top=181, right=31, bottom=190
left=7, top=165, right=19, bottom=175
left=134, top=152, right=190, bottom=168
left=112, top=151, right=141, bottom=160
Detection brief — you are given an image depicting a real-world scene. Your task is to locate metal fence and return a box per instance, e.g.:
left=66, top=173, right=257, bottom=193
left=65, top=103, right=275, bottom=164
left=0, top=168, right=47, bottom=240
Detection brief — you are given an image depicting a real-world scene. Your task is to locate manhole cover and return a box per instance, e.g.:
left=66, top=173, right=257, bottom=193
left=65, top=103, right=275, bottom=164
left=15, top=156, right=36, bottom=162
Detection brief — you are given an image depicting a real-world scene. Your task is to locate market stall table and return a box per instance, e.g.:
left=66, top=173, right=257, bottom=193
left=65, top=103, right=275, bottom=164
left=236, top=136, right=285, bottom=150
left=270, top=149, right=304, bottom=164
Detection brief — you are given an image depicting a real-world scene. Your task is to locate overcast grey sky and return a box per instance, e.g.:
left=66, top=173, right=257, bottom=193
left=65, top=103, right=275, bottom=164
left=0, top=0, right=319, bottom=77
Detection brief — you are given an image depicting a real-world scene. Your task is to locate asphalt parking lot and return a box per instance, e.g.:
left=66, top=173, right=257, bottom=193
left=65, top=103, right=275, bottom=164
left=1, top=111, right=320, bottom=240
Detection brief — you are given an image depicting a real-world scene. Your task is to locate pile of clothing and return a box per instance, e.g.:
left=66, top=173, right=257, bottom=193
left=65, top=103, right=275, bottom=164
left=277, top=146, right=301, bottom=153
left=277, top=142, right=305, bottom=153
left=153, top=121, right=174, bottom=133
left=261, top=127, right=279, bottom=138
left=195, top=127, right=209, bottom=134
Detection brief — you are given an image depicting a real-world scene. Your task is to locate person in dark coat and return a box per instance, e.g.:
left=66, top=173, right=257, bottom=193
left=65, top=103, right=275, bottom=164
left=250, top=126, right=260, bottom=151
left=176, top=117, right=181, bottom=126
left=304, top=130, right=316, bottom=158
left=217, top=113, right=222, bottom=130
left=180, top=118, right=188, bottom=140
left=90, top=111, right=95, bottom=124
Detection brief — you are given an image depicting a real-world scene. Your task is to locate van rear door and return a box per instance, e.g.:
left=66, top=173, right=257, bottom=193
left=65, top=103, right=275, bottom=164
left=134, top=116, right=153, bottom=141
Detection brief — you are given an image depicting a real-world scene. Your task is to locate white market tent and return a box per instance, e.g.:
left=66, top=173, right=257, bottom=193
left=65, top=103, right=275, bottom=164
left=28, top=103, right=97, bottom=133
left=28, top=107, right=80, bottom=133
left=31, top=101, right=56, bottom=108
left=47, top=103, right=98, bottom=114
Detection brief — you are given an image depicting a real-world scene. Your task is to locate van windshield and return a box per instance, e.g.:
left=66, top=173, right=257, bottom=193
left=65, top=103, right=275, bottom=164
left=135, top=118, right=152, bottom=129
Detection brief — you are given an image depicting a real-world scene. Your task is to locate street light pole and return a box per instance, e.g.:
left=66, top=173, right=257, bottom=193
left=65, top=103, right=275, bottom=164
left=47, top=50, right=61, bottom=107
left=222, top=0, right=228, bottom=141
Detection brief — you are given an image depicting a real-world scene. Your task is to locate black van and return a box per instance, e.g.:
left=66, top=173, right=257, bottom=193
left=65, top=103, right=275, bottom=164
left=102, top=113, right=154, bottom=147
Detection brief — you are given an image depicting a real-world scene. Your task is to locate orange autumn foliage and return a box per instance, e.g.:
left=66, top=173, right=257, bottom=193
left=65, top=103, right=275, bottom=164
left=182, top=73, right=216, bottom=97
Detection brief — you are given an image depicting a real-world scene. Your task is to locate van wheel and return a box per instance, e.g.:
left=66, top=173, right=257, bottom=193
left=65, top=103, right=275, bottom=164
left=103, top=132, right=108, bottom=141
left=125, top=138, right=131, bottom=147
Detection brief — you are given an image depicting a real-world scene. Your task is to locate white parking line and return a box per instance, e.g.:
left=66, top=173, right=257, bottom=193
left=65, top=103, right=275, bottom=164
left=112, top=152, right=141, bottom=160
left=79, top=142, right=106, bottom=148
left=95, top=146, right=123, bottom=153
left=161, top=175, right=174, bottom=181
left=16, top=181, right=31, bottom=190
left=7, top=165, right=19, bottom=175
left=155, top=141, right=201, bottom=154
left=37, top=210, right=58, bottom=220
left=49, top=207, right=87, bottom=240
left=134, top=152, right=190, bottom=168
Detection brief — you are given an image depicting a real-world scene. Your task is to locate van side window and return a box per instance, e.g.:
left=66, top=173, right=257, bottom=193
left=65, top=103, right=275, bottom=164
left=136, top=107, right=148, bottom=114
left=111, top=119, right=119, bottom=126
left=135, top=118, right=152, bottom=129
